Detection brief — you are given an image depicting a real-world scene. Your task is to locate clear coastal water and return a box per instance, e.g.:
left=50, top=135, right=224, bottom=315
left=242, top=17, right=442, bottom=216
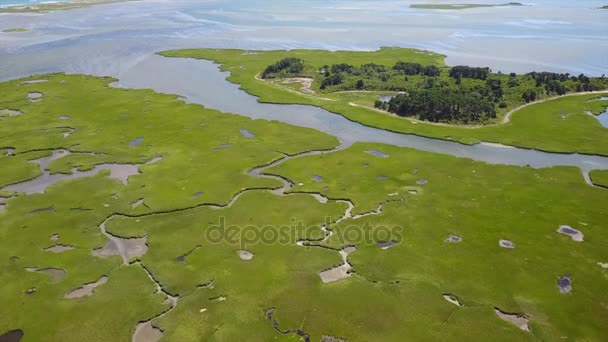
left=0, top=0, right=607, bottom=80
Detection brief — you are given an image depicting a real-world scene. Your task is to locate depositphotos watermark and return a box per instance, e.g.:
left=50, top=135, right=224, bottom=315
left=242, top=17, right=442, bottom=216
left=204, top=217, right=403, bottom=248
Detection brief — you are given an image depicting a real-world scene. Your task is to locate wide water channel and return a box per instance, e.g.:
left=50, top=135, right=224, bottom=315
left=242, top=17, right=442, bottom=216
left=115, top=54, right=608, bottom=174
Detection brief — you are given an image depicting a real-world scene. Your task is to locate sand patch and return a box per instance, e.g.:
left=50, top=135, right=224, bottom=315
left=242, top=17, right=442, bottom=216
left=22, top=79, right=48, bottom=85
left=495, top=308, right=530, bottom=332
left=282, top=78, right=314, bottom=94
left=319, top=246, right=356, bottom=283
left=65, top=276, right=108, bottom=299
left=131, top=198, right=145, bottom=209
left=50, top=233, right=60, bottom=241
left=26, top=92, right=43, bottom=101
left=132, top=322, right=163, bottom=342
left=92, top=236, right=148, bottom=263
left=598, top=262, right=608, bottom=269
left=43, top=244, right=74, bottom=253
left=499, top=239, right=515, bottom=249
left=237, top=249, right=254, bottom=261
left=311, top=194, right=328, bottom=203
left=0, top=109, right=22, bottom=117
left=321, top=336, right=345, bottom=342
left=365, top=150, right=389, bottom=158
left=557, top=225, right=584, bottom=242
left=24, top=288, right=37, bottom=295
left=58, top=115, right=70, bottom=120
left=442, top=294, right=462, bottom=306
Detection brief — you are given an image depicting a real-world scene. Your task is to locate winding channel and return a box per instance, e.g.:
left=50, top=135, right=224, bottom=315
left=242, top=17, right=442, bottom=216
left=114, top=54, right=608, bottom=177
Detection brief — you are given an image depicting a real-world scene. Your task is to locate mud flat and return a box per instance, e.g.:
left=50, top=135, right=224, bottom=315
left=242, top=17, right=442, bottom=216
left=237, top=249, right=255, bottom=261
left=442, top=294, right=462, bottom=306
left=43, top=244, right=74, bottom=253
left=26, top=267, right=66, bottom=284
left=365, top=150, right=389, bottom=158
left=64, top=276, right=108, bottom=299
left=495, top=308, right=530, bottom=332
left=319, top=246, right=356, bottom=283
left=132, top=321, right=163, bottom=342
left=0, top=109, right=23, bottom=117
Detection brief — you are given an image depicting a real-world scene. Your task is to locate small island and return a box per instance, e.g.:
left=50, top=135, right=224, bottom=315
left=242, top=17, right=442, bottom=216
left=259, top=56, right=607, bottom=125
left=2, top=28, right=29, bottom=33
left=410, top=2, right=524, bottom=10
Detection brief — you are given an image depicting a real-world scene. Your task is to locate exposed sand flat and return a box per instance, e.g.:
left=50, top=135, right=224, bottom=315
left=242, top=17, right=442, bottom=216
left=27, top=92, right=43, bottom=101
left=365, top=150, right=389, bottom=158
left=92, top=237, right=148, bottom=264
left=442, top=294, right=462, bottom=306
left=21, top=79, right=48, bottom=84
left=65, top=276, right=108, bottom=299
left=598, top=262, right=608, bottom=269
left=43, top=244, right=74, bottom=253
left=495, top=308, right=530, bottom=332
left=0, top=109, right=23, bottom=116
left=311, top=193, right=328, bottom=203
left=237, top=249, right=254, bottom=261
left=132, top=322, right=163, bottom=342
left=26, top=267, right=66, bottom=284
left=131, top=198, right=145, bottom=209
left=319, top=246, right=356, bottom=283
left=282, top=78, right=314, bottom=94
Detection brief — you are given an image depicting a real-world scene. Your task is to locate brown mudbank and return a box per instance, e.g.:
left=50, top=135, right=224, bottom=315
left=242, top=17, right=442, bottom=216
left=494, top=307, right=530, bottom=332
left=0, top=329, right=24, bottom=342
left=43, top=244, right=74, bottom=253
left=26, top=267, right=66, bottom=284
left=65, top=276, right=108, bottom=299
left=132, top=322, right=163, bottom=342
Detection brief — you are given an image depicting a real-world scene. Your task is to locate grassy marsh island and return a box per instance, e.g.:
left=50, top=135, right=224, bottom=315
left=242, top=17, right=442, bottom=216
left=0, top=0, right=131, bottom=13
left=0, top=71, right=607, bottom=341
left=159, top=48, right=608, bottom=155
left=410, top=2, right=524, bottom=10
left=2, top=28, right=28, bottom=33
